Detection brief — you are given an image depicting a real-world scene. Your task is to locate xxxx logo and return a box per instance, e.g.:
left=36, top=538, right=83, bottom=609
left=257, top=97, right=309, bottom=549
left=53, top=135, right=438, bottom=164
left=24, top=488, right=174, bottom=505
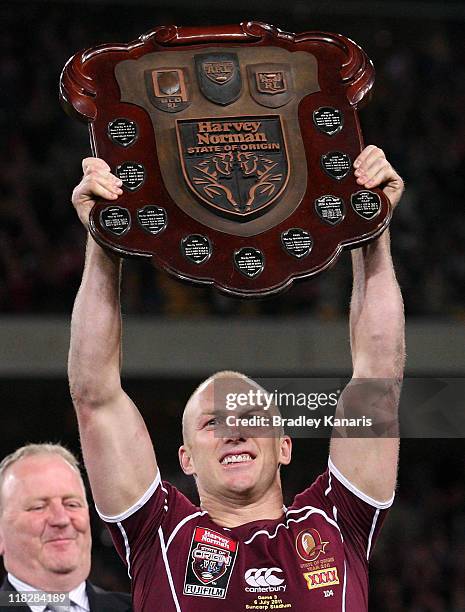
left=303, top=567, right=340, bottom=590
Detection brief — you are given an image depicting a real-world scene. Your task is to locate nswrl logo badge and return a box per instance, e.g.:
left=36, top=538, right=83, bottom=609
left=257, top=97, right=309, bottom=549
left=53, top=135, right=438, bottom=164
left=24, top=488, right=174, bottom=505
left=256, top=71, right=286, bottom=94
left=184, top=527, right=238, bottom=599
left=176, top=115, right=289, bottom=219
left=247, top=63, right=294, bottom=108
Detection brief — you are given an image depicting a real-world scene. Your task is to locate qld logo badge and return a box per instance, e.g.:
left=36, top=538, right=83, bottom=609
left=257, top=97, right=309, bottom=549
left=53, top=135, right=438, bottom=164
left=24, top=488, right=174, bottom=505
left=295, top=528, right=329, bottom=562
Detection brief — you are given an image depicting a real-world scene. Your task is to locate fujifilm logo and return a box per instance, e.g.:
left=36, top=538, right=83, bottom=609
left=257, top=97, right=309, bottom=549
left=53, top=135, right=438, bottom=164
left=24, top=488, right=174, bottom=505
left=244, top=567, right=287, bottom=593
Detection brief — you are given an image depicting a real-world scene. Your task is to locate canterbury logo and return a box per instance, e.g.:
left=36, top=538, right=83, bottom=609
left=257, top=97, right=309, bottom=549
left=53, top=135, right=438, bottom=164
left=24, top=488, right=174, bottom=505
left=245, top=567, right=285, bottom=587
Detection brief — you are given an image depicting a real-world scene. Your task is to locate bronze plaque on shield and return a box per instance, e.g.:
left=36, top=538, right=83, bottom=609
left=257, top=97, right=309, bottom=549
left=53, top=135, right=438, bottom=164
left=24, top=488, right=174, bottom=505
left=60, top=22, right=391, bottom=297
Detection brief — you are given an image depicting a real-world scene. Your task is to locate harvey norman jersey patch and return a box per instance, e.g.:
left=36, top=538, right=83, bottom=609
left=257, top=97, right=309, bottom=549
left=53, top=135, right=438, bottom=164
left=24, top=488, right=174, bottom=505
left=184, top=527, right=238, bottom=599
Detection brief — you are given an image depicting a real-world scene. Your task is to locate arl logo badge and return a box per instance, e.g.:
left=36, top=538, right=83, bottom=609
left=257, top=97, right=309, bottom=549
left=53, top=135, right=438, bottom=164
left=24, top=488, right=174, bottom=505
left=184, top=527, right=238, bottom=599
left=247, top=64, right=294, bottom=108
left=177, top=115, right=289, bottom=219
left=303, top=567, right=340, bottom=590
left=195, top=53, right=241, bottom=105
left=146, top=68, right=190, bottom=113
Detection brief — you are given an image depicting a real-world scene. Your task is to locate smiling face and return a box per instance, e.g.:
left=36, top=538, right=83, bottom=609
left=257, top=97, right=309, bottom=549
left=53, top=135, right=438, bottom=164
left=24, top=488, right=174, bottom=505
left=179, top=374, right=291, bottom=504
left=0, top=454, right=91, bottom=591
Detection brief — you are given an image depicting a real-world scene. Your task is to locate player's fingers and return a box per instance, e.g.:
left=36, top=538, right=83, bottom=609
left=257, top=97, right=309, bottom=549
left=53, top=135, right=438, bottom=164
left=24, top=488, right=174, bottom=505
left=354, top=148, right=386, bottom=177
left=73, top=176, right=122, bottom=205
left=86, top=169, right=122, bottom=189
left=353, top=145, right=380, bottom=169
left=82, top=157, right=111, bottom=175
left=358, top=163, right=394, bottom=190
left=88, top=175, right=123, bottom=198
left=355, top=157, right=391, bottom=188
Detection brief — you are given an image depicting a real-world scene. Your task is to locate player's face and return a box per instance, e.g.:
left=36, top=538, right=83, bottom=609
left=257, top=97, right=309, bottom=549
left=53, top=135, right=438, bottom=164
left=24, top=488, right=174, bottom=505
left=180, top=384, right=291, bottom=499
left=0, top=455, right=91, bottom=589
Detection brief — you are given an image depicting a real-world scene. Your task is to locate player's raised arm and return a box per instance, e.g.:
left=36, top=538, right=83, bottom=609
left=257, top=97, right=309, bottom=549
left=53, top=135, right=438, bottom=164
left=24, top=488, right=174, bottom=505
left=330, top=146, right=405, bottom=503
left=68, top=157, right=157, bottom=517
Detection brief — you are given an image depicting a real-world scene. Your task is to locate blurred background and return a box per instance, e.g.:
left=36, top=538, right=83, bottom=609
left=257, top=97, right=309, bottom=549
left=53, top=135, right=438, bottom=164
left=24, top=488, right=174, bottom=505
left=1, top=0, right=465, bottom=609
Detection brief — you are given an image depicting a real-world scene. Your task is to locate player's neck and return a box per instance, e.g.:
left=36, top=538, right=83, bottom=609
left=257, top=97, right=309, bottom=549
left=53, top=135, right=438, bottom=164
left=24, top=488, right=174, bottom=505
left=199, top=480, right=285, bottom=527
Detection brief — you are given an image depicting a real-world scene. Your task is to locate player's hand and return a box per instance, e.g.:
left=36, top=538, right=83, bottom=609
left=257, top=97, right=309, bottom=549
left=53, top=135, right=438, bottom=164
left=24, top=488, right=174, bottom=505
left=353, top=146, right=404, bottom=209
left=71, top=157, right=123, bottom=229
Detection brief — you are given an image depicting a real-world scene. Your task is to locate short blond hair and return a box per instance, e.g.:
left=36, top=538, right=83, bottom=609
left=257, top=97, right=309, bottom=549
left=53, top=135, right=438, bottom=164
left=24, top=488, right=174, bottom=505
left=0, top=443, right=84, bottom=513
left=182, top=371, right=282, bottom=442
left=182, top=371, right=254, bottom=441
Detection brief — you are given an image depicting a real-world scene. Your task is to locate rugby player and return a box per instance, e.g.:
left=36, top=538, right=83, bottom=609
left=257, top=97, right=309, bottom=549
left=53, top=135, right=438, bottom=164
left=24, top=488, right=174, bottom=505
left=69, top=145, right=404, bottom=610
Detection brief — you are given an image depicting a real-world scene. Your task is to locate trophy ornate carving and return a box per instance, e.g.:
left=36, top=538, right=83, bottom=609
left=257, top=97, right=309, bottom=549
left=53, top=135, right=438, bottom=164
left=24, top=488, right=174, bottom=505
left=60, top=22, right=391, bottom=297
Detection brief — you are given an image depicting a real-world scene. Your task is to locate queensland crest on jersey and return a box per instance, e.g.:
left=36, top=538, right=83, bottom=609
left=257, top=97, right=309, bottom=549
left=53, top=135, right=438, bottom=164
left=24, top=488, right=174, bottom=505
left=295, top=528, right=329, bottom=562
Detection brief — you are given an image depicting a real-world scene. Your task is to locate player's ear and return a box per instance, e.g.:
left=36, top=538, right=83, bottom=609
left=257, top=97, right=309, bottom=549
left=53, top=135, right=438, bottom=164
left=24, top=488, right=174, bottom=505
left=179, top=445, right=195, bottom=475
left=279, top=436, right=292, bottom=466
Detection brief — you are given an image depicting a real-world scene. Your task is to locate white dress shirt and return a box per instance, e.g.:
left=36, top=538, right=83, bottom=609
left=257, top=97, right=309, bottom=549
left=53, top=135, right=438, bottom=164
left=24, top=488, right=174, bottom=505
left=7, top=573, right=90, bottom=612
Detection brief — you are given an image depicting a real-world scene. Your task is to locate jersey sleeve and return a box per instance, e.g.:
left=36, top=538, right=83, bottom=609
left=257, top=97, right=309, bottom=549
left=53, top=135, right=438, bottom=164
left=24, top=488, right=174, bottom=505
left=97, top=471, right=199, bottom=573
left=291, top=459, right=393, bottom=563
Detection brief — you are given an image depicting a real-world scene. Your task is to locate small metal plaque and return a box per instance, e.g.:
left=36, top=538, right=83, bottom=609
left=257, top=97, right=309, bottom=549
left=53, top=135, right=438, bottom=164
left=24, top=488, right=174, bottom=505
left=234, top=247, right=264, bottom=277
left=137, top=205, right=167, bottom=235
left=315, top=195, right=345, bottom=225
left=313, top=107, right=344, bottom=136
left=100, top=206, right=131, bottom=236
left=281, top=228, right=313, bottom=258
left=107, top=118, right=138, bottom=147
left=321, top=152, right=351, bottom=180
left=116, top=162, right=146, bottom=191
left=351, top=190, right=381, bottom=220
left=181, top=234, right=212, bottom=264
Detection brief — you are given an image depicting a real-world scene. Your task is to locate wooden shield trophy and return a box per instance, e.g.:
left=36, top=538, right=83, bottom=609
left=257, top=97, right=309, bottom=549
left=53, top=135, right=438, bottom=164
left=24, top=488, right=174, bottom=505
left=60, top=22, right=391, bottom=297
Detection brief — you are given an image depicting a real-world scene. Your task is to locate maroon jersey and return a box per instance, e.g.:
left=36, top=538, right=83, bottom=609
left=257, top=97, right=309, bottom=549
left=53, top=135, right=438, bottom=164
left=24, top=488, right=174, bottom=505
left=100, top=459, right=392, bottom=611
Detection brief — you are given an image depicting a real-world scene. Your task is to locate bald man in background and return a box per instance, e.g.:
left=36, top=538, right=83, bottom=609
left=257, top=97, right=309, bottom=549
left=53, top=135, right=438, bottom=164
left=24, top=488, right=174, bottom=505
left=0, top=444, right=131, bottom=612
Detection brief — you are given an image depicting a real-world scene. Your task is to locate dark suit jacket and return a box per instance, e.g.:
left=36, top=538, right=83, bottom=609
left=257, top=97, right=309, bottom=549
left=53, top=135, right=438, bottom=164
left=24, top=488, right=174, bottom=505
left=0, top=578, right=132, bottom=612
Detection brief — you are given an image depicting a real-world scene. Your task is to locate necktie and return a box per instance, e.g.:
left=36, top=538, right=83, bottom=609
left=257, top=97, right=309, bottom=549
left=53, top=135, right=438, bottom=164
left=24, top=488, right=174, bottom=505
left=44, top=603, right=76, bottom=612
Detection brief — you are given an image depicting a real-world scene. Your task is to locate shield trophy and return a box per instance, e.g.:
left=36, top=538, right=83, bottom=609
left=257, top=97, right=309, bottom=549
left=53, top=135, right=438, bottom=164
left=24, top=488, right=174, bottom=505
left=60, top=22, right=391, bottom=298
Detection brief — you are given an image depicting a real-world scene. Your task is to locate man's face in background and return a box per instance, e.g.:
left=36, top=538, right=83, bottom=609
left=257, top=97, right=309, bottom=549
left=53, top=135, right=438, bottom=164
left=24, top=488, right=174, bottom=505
left=0, top=454, right=91, bottom=590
